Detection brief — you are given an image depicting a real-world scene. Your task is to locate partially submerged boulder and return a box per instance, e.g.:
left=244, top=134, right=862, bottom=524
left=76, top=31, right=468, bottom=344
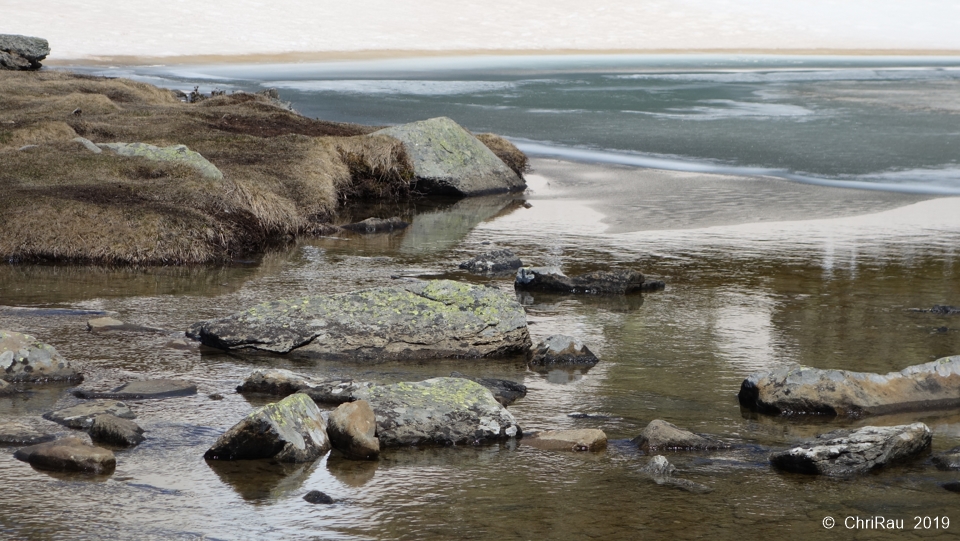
left=529, top=335, right=599, bottom=367
left=639, top=455, right=713, bottom=494
left=524, top=429, right=607, bottom=452
left=0, top=34, right=49, bottom=70
left=459, top=249, right=523, bottom=275
left=738, top=356, right=960, bottom=416
left=933, top=446, right=960, bottom=470
left=89, top=414, right=145, bottom=447
left=43, top=400, right=136, bottom=429
left=204, top=393, right=330, bottom=462
left=98, top=142, right=224, bottom=180
left=632, top=420, right=729, bottom=451
left=1, top=330, right=83, bottom=383
left=450, top=372, right=527, bottom=406
left=86, top=317, right=165, bottom=333
left=0, top=421, right=56, bottom=445
left=188, top=280, right=531, bottom=360
left=354, top=377, right=521, bottom=446
left=14, top=436, right=116, bottom=474
left=74, top=379, right=197, bottom=400
left=515, top=267, right=662, bottom=294
left=236, top=368, right=368, bottom=404
left=341, top=217, right=409, bottom=233
left=770, top=423, right=932, bottom=476
left=327, top=400, right=380, bottom=460
left=373, top=117, right=525, bottom=197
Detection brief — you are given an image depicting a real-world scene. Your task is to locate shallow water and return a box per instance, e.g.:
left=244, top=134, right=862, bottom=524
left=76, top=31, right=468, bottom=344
left=2, top=181, right=960, bottom=540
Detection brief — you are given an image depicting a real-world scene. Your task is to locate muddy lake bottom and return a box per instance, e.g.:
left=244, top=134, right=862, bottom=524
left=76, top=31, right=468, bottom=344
left=2, top=160, right=960, bottom=540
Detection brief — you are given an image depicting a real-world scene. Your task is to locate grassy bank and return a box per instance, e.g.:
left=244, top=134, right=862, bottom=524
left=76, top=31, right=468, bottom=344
left=0, top=71, right=525, bottom=265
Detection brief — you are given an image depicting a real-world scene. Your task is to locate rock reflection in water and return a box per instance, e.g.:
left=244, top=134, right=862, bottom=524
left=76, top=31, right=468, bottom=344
left=326, top=454, right=378, bottom=487
left=206, top=457, right=320, bottom=503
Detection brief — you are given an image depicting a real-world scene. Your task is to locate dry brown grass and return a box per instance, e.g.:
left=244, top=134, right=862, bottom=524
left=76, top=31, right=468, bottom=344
left=476, top=133, right=528, bottom=178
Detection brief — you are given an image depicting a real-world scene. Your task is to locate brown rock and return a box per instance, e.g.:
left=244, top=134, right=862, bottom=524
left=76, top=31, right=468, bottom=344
left=14, top=436, right=116, bottom=474
left=632, top=420, right=729, bottom=451
left=327, top=400, right=380, bottom=460
left=525, top=429, right=607, bottom=452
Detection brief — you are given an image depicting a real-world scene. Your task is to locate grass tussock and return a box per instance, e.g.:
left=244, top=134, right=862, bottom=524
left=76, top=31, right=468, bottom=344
left=476, top=133, right=528, bottom=178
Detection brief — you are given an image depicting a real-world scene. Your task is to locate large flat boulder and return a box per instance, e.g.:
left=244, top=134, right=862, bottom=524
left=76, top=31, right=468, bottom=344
left=1, top=330, right=83, bottom=383
left=74, top=379, right=197, bottom=400
left=0, top=34, right=49, bottom=70
left=14, top=436, right=116, bottom=474
left=739, top=356, right=960, bottom=416
left=0, top=421, right=56, bottom=445
left=373, top=117, right=525, bottom=197
left=515, top=267, right=662, bottom=294
left=204, top=393, right=330, bottom=462
left=43, top=400, right=136, bottom=429
left=770, top=423, right=931, bottom=476
left=354, top=377, right=521, bottom=447
left=188, top=280, right=531, bottom=360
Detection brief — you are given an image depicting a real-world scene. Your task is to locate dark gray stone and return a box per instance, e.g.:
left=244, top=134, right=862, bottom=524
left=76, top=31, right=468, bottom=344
left=236, top=368, right=370, bottom=405
left=204, top=393, right=330, bottom=462
left=943, top=481, right=960, bottom=493
left=44, top=400, right=136, bottom=429
left=632, top=420, right=729, bottom=451
left=459, top=249, right=523, bottom=275
left=188, top=280, right=531, bottom=361
left=341, top=217, right=409, bottom=233
left=303, top=490, right=335, bottom=504
left=450, top=372, right=526, bottom=406
left=0, top=34, right=50, bottom=70
left=770, top=423, right=932, bottom=476
left=529, top=335, right=598, bottom=367
left=14, top=436, right=116, bottom=474
left=89, top=414, right=145, bottom=447
left=515, top=267, right=658, bottom=294
left=933, top=446, right=960, bottom=470
left=74, top=379, right=197, bottom=400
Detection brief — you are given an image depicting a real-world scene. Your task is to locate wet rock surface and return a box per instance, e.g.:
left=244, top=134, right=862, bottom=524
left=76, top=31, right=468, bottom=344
left=341, top=217, right=409, bottom=233
left=0, top=421, right=56, bottom=445
left=303, top=490, right=335, bottom=504
left=639, top=455, right=713, bottom=494
left=43, top=400, right=136, bottom=429
left=1, top=330, right=83, bottom=383
left=373, top=117, right=525, bottom=197
left=459, top=249, right=523, bottom=275
left=943, top=481, right=960, bottom=493
left=450, top=372, right=526, bottom=406
left=515, top=267, right=660, bottom=295
left=524, top=429, right=607, bottom=452
left=189, top=280, right=531, bottom=360
left=74, top=379, right=197, bottom=400
left=529, top=335, right=599, bottom=367
left=738, top=356, right=960, bottom=416
left=632, top=420, right=730, bottom=451
left=0, top=34, right=49, bottom=70
left=237, top=368, right=370, bottom=404
left=327, top=400, right=380, bottom=460
left=914, top=305, right=960, bottom=315
left=14, top=436, right=116, bottom=474
left=932, top=446, right=960, bottom=470
left=354, top=377, right=521, bottom=447
left=89, top=414, right=145, bottom=447
left=204, top=393, right=331, bottom=462
left=770, top=423, right=932, bottom=476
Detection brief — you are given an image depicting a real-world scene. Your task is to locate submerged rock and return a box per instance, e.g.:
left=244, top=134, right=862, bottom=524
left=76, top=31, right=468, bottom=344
left=738, top=356, right=960, bottom=416
left=632, top=420, right=729, bottom=451
left=933, top=446, right=960, bottom=470
left=943, top=481, right=960, bottom=493
left=74, top=379, right=197, bottom=400
left=14, top=436, right=116, bottom=474
left=914, top=305, right=960, bottom=315
left=769, top=423, right=932, bottom=476
left=354, top=377, right=521, bottom=447
left=43, top=400, right=136, bottom=429
left=1, top=330, right=83, bottom=383
left=639, top=455, right=713, bottom=494
left=86, top=317, right=165, bottom=333
left=341, top=217, right=409, bottom=233
left=373, top=117, right=525, bottom=197
left=459, top=249, right=523, bottom=275
left=0, top=34, right=49, bottom=70
left=515, top=267, right=660, bottom=294
left=0, top=421, right=56, bottom=445
left=236, top=368, right=370, bottom=405
left=188, top=280, right=531, bottom=361
left=204, top=393, right=330, bottom=462
left=529, top=335, right=599, bottom=367
left=327, top=400, right=380, bottom=460
left=640, top=455, right=676, bottom=477
left=0, top=379, right=12, bottom=396
left=524, top=429, right=607, bottom=452
left=98, top=142, right=224, bottom=180
left=303, top=490, right=335, bottom=504
left=89, top=414, right=145, bottom=447
left=450, top=372, right=527, bottom=406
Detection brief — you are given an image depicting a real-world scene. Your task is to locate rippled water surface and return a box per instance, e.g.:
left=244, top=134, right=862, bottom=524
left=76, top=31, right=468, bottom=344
left=2, top=183, right=960, bottom=539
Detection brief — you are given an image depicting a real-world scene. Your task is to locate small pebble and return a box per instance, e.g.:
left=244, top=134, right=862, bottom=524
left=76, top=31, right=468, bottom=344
left=208, top=393, right=224, bottom=401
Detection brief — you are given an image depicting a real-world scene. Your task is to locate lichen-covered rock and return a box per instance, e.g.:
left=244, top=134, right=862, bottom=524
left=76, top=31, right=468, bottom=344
left=74, top=379, right=197, bottom=400
left=515, top=267, right=660, bottom=294
left=0, top=34, right=49, bottom=70
left=450, top=372, right=526, bottom=406
left=632, top=420, right=729, bottom=451
left=204, top=393, right=330, bottom=462
left=1, top=330, right=82, bottom=383
left=89, top=414, right=145, bottom=447
left=353, top=377, right=521, bottom=447
left=98, top=142, right=223, bottom=180
left=373, top=117, right=525, bottom=197
left=327, top=400, right=380, bottom=460
left=0, top=421, right=55, bottom=445
left=14, top=436, right=116, bottom=474
left=43, top=400, right=136, bottom=429
left=530, top=335, right=599, bottom=367
left=933, top=446, right=960, bottom=471
left=525, top=429, right=607, bottom=452
left=459, top=249, right=523, bottom=275
left=738, top=356, right=960, bottom=416
left=189, top=280, right=530, bottom=360
left=237, top=368, right=370, bottom=404
left=341, top=217, right=409, bottom=233
left=770, top=423, right=932, bottom=476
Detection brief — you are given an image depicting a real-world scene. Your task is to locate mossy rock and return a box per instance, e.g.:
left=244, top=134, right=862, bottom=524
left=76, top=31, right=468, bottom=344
left=0, top=330, right=82, bottom=383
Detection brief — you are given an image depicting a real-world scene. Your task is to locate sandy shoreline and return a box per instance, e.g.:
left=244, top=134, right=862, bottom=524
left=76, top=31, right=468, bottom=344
left=45, top=48, right=960, bottom=67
